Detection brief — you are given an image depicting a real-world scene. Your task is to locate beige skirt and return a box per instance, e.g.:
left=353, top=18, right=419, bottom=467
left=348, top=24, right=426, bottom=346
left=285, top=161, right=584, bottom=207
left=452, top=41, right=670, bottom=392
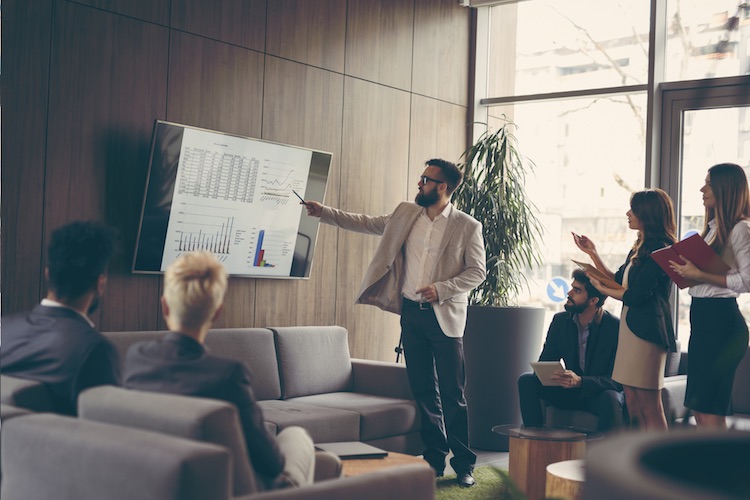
left=612, top=305, right=666, bottom=390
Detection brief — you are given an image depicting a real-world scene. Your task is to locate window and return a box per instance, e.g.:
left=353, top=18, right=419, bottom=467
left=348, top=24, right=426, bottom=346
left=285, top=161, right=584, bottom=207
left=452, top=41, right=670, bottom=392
left=476, top=0, right=750, bottom=342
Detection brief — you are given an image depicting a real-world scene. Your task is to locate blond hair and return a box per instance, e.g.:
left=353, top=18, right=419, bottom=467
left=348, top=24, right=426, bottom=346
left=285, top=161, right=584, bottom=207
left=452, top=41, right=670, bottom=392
left=163, top=251, right=227, bottom=330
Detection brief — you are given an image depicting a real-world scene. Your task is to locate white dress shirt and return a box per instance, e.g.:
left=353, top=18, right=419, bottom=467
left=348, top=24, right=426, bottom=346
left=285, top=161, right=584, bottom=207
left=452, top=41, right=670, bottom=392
left=41, top=298, right=96, bottom=327
left=689, top=219, right=750, bottom=298
left=402, top=203, right=452, bottom=302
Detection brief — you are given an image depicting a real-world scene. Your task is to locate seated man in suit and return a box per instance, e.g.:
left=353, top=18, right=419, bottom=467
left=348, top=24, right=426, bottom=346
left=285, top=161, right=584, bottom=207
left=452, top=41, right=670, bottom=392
left=518, top=269, right=625, bottom=432
left=1, top=221, right=120, bottom=415
left=123, top=251, right=315, bottom=490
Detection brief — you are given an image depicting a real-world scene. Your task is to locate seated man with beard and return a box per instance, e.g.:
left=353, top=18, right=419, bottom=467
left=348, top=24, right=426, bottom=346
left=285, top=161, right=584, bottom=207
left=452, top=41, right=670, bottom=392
left=1, top=221, right=120, bottom=415
left=517, top=269, right=625, bottom=432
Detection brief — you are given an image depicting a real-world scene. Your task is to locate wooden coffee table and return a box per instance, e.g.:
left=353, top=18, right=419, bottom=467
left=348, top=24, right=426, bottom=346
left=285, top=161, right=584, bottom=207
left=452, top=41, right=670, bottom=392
left=341, top=451, right=429, bottom=477
left=493, top=425, right=600, bottom=500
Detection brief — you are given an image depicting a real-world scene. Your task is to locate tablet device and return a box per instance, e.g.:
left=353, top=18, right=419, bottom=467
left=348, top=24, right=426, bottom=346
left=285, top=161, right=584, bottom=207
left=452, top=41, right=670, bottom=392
left=531, top=360, right=566, bottom=386
left=314, top=441, right=389, bottom=459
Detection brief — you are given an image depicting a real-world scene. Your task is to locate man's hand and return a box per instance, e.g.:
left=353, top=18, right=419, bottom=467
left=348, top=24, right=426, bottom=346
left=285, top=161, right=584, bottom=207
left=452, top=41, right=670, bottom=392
left=416, top=284, right=439, bottom=303
left=304, top=201, right=323, bottom=218
left=550, top=370, right=581, bottom=389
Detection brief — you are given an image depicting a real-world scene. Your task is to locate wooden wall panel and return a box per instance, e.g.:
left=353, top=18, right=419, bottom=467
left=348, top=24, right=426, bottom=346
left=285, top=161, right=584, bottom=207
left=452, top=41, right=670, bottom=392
left=6, top=0, right=473, bottom=360
left=412, top=0, right=471, bottom=106
left=345, top=0, right=414, bottom=91
left=167, top=32, right=265, bottom=138
left=337, top=77, right=410, bottom=360
left=1, top=0, right=52, bottom=315
left=166, top=32, right=265, bottom=329
left=68, top=0, right=170, bottom=24
left=171, top=0, right=266, bottom=51
left=44, top=2, right=168, bottom=330
left=408, top=95, right=469, bottom=184
left=255, top=56, right=344, bottom=327
left=266, top=0, right=346, bottom=73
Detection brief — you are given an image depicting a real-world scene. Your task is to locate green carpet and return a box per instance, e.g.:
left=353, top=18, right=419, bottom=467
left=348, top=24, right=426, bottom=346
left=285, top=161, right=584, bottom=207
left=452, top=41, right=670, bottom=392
left=435, top=466, right=522, bottom=500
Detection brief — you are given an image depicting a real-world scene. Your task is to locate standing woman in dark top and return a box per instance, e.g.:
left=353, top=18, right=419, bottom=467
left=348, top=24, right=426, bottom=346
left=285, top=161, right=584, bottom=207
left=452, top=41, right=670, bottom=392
left=574, top=189, right=678, bottom=430
left=670, top=163, right=750, bottom=429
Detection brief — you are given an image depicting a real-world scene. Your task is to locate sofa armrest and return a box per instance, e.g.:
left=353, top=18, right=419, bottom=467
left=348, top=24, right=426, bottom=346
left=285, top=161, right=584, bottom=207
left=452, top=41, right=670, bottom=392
left=0, top=375, right=56, bottom=412
left=246, top=464, right=435, bottom=500
left=351, top=359, right=414, bottom=400
left=662, top=375, right=689, bottom=425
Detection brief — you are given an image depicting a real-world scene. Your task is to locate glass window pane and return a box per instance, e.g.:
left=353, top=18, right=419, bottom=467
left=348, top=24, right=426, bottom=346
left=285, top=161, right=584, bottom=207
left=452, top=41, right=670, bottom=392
left=677, top=106, right=750, bottom=347
left=488, top=0, right=651, bottom=98
left=487, top=93, right=647, bottom=330
left=665, top=0, right=750, bottom=81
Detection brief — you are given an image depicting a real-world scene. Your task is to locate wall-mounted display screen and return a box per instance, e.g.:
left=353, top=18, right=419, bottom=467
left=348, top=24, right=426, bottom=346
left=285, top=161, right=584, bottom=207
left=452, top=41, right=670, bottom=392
left=132, top=120, right=331, bottom=279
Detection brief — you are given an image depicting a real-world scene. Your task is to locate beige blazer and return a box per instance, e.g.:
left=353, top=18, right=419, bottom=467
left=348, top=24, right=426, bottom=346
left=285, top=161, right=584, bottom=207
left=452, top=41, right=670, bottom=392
left=321, top=202, right=486, bottom=337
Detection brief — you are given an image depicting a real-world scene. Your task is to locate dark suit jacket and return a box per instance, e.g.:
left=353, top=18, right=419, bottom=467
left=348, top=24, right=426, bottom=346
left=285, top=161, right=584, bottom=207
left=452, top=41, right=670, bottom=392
left=614, top=239, right=677, bottom=352
left=0, top=305, right=120, bottom=415
left=122, top=332, right=284, bottom=485
left=538, top=310, right=622, bottom=399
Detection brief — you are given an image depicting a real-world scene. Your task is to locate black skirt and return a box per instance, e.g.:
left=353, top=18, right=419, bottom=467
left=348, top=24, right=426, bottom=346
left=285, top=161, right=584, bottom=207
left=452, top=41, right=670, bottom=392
left=685, top=297, right=749, bottom=415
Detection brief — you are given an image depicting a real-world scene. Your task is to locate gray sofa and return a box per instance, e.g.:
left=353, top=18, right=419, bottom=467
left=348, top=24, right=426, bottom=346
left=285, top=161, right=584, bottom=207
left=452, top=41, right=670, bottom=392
left=1, top=410, right=435, bottom=500
left=103, top=326, right=424, bottom=454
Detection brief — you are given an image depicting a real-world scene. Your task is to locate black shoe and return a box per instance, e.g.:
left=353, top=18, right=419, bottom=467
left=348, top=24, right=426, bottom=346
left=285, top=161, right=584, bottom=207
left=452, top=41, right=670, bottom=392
left=456, top=470, right=475, bottom=488
left=434, top=469, right=445, bottom=478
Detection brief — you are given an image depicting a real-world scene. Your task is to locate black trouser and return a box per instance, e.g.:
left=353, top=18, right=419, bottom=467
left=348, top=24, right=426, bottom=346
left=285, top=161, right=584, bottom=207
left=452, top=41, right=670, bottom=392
left=400, top=298, right=475, bottom=474
left=517, top=372, right=626, bottom=432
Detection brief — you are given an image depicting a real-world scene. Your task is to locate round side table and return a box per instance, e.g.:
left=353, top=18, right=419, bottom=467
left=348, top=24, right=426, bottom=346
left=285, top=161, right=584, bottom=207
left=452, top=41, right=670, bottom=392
left=546, top=458, right=585, bottom=500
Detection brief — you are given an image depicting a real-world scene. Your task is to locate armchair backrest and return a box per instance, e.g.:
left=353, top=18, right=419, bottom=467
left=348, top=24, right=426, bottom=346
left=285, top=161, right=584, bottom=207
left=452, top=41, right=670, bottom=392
left=78, top=385, right=258, bottom=496
left=0, top=375, right=56, bottom=412
left=1, top=413, right=231, bottom=500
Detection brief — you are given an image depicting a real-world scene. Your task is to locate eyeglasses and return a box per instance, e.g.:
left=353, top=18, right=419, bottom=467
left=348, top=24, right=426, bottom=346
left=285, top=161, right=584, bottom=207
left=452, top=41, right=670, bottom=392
left=420, top=175, right=446, bottom=185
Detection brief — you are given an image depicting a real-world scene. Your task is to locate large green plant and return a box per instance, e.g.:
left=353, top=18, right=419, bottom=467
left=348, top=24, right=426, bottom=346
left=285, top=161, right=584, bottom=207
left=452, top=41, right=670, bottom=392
left=454, top=120, right=543, bottom=307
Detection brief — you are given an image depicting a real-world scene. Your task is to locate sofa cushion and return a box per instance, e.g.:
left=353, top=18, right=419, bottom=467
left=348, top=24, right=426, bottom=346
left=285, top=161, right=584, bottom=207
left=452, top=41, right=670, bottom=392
left=258, top=400, right=360, bottom=443
left=79, top=386, right=258, bottom=496
left=271, top=326, right=353, bottom=399
left=287, top=393, right=420, bottom=441
left=1, top=413, right=231, bottom=500
left=204, top=328, right=281, bottom=401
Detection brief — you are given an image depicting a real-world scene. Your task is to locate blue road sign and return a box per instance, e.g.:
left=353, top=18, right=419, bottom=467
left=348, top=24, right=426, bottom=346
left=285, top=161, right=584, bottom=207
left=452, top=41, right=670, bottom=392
left=546, top=276, right=570, bottom=303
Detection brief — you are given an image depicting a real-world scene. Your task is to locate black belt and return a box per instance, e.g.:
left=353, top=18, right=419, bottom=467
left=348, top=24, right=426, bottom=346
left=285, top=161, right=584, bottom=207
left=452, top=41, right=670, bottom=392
left=402, top=297, right=433, bottom=310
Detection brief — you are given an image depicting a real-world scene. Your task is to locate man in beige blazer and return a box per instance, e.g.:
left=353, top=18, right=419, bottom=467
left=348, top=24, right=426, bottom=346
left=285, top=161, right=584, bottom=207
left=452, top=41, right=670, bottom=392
left=304, top=159, right=486, bottom=487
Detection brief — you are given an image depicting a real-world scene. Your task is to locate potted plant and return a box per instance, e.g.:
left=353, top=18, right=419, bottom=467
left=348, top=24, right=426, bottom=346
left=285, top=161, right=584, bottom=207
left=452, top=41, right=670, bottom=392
left=455, top=118, right=547, bottom=451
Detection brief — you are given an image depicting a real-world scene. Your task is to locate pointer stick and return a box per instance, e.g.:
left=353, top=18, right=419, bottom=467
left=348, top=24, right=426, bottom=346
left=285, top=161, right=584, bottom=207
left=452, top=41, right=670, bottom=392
left=292, top=189, right=309, bottom=206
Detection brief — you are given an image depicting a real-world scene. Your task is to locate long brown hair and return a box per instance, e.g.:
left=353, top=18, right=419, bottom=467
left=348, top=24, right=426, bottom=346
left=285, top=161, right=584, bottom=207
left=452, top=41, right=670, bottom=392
left=703, top=163, right=750, bottom=254
left=629, top=189, right=677, bottom=265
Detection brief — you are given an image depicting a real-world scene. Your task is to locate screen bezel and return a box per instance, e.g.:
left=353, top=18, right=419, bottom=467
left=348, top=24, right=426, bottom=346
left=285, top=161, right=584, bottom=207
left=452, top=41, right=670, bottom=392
left=131, top=120, right=331, bottom=279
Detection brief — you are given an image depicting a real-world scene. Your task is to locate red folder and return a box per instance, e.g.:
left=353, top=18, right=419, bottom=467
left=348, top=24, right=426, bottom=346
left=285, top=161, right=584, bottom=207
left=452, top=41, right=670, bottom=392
left=650, top=234, right=730, bottom=289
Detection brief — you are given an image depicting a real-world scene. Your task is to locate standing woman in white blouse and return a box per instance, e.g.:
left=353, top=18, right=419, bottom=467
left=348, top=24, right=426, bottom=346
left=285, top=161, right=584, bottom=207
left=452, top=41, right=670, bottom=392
left=670, top=163, right=750, bottom=429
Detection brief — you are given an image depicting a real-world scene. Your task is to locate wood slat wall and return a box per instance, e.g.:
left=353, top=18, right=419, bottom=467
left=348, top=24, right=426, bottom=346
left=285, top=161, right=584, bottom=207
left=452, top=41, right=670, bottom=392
left=2, top=0, right=471, bottom=361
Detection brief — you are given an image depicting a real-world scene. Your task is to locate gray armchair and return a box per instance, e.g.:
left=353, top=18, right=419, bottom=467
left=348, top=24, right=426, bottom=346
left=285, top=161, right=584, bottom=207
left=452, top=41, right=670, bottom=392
left=1, top=413, right=233, bottom=500
left=1, top=410, right=436, bottom=500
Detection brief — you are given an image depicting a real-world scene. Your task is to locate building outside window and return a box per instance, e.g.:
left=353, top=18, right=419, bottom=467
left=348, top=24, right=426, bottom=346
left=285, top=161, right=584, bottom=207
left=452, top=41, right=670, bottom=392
left=475, top=0, right=750, bottom=346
